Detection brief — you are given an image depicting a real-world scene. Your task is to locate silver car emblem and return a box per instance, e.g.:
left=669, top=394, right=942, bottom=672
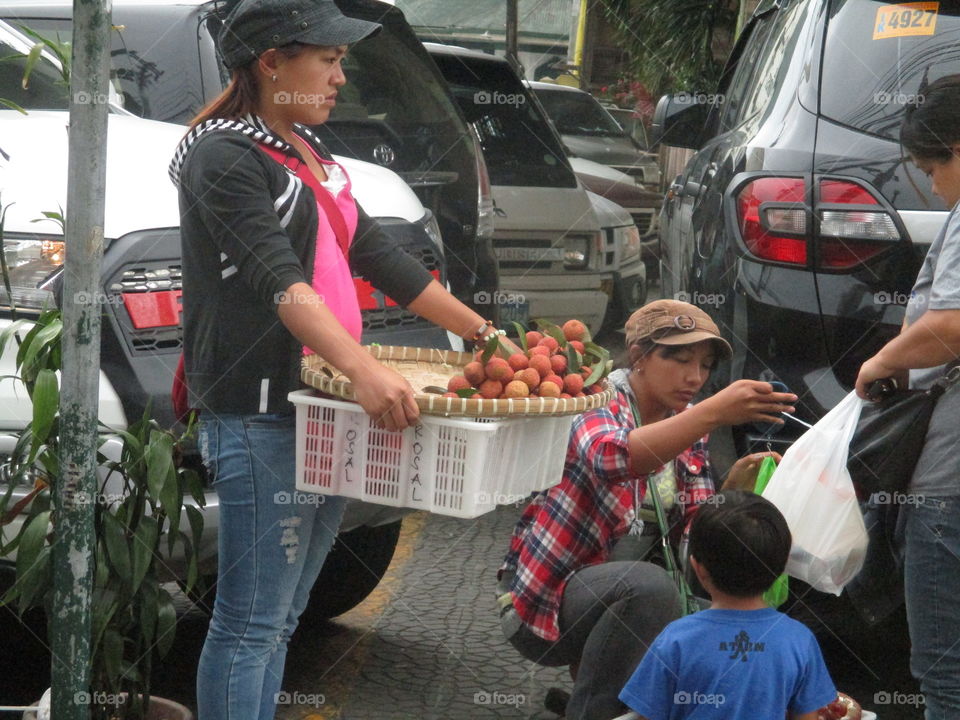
left=373, top=144, right=396, bottom=167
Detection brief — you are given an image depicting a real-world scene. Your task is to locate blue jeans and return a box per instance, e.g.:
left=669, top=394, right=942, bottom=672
left=904, top=495, right=960, bottom=720
left=195, top=412, right=346, bottom=720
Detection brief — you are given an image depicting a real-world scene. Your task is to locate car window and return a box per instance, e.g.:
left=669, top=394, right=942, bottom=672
left=331, top=34, right=462, bottom=129
left=0, top=33, right=69, bottom=109
left=534, top=88, right=626, bottom=138
left=430, top=54, right=576, bottom=188
left=735, top=0, right=813, bottom=126
left=718, top=16, right=775, bottom=131
left=5, top=14, right=206, bottom=123
left=822, top=0, right=960, bottom=140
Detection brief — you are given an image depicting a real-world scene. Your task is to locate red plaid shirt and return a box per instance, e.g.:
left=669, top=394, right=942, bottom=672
left=499, top=369, right=715, bottom=642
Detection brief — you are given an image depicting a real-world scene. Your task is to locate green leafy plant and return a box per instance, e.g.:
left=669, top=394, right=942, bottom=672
left=0, top=228, right=204, bottom=719
left=601, top=0, right=737, bottom=97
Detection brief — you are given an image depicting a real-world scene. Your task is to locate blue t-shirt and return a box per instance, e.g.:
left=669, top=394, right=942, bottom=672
left=619, top=608, right=836, bottom=719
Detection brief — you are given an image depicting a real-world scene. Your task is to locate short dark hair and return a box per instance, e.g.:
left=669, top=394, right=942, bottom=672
left=901, top=74, right=960, bottom=162
left=689, top=490, right=791, bottom=598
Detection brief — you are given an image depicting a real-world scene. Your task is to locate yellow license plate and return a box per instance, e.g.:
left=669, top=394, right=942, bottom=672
left=873, top=2, right=939, bottom=39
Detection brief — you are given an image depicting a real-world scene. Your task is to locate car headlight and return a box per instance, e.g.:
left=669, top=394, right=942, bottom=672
left=563, top=236, right=590, bottom=269
left=618, top=224, right=642, bottom=264
left=420, top=211, right=444, bottom=257
left=1, top=233, right=63, bottom=312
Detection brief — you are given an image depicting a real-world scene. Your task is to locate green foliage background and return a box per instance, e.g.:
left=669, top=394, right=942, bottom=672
left=601, top=0, right=738, bottom=97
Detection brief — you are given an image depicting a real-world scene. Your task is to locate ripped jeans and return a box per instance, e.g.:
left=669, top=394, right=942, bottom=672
left=196, top=412, right=346, bottom=720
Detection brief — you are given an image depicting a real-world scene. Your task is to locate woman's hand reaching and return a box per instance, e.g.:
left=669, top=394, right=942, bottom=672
left=701, top=380, right=797, bottom=426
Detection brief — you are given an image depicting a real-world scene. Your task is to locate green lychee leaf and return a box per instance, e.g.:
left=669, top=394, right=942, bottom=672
left=480, top=336, right=499, bottom=364
left=565, top=344, right=582, bottom=374
left=583, top=341, right=610, bottom=363
left=534, top=318, right=567, bottom=347
left=584, top=360, right=606, bottom=387
left=510, top=321, right=528, bottom=352
left=455, top=388, right=478, bottom=398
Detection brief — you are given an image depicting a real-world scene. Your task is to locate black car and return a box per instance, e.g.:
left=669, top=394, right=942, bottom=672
left=656, top=0, right=956, bottom=456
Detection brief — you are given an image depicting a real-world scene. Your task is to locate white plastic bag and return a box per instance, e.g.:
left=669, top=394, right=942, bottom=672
left=761, top=392, right=868, bottom=595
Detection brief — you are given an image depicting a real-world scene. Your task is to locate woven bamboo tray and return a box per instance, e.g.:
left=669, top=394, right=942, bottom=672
left=301, top=345, right=614, bottom=417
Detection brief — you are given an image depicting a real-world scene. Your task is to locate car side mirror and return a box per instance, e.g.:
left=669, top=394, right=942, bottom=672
left=651, top=93, right=712, bottom=149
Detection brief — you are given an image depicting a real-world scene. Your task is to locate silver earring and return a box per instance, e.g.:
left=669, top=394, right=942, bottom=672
left=271, top=74, right=277, bottom=83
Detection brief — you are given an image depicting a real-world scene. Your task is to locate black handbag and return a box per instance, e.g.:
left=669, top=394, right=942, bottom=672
left=847, top=366, right=960, bottom=494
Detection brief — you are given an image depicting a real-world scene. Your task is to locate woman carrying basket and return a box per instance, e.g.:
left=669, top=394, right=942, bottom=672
left=169, top=1, right=496, bottom=717
left=855, top=75, right=960, bottom=720
left=497, top=299, right=794, bottom=720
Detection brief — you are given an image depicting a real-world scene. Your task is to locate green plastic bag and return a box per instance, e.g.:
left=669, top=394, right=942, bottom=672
left=755, top=457, right=790, bottom=608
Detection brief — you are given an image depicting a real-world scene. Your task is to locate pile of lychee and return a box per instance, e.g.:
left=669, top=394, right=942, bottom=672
left=442, top=319, right=610, bottom=401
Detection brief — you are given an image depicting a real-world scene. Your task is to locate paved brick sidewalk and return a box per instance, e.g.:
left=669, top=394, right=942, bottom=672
left=279, top=506, right=568, bottom=719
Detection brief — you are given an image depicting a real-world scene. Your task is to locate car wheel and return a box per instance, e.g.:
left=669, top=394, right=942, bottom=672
left=300, top=520, right=403, bottom=623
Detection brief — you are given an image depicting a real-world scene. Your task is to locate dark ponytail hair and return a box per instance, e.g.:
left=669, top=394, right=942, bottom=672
left=901, top=74, right=960, bottom=162
left=189, top=43, right=312, bottom=129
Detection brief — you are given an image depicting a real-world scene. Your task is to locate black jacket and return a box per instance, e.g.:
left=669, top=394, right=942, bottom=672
left=170, top=114, right=433, bottom=414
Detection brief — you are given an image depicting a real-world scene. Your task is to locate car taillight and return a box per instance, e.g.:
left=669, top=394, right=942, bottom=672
left=735, top=177, right=899, bottom=270
left=816, top=179, right=898, bottom=269
left=123, top=290, right=182, bottom=329
left=736, top=177, right=808, bottom=265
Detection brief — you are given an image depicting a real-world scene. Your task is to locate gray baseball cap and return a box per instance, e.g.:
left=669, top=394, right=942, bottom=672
left=219, top=0, right=381, bottom=70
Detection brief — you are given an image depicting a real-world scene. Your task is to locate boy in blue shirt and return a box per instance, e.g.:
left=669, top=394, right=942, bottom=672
left=619, top=491, right=837, bottom=720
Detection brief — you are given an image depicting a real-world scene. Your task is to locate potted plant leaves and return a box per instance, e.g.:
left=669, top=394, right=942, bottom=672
left=0, top=303, right=205, bottom=720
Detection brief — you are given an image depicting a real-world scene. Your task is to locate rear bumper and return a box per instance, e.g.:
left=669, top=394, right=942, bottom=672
left=499, top=272, right=610, bottom=335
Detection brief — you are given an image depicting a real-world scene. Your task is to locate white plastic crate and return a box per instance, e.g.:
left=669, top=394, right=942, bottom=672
left=290, top=390, right=571, bottom=518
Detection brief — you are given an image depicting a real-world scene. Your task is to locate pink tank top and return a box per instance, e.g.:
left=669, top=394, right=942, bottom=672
left=259, top=142, right=363, bottom=348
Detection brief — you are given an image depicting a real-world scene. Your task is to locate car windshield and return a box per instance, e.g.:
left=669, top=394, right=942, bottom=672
left=4, top=13, right=211, bottom=123
left=430, top=53, right=576, bottom=188
left=0, top=29, right=69, bottom=110
left=534, top=88, right=626, bottom=137
left=822, top=0, right=960, bottom=140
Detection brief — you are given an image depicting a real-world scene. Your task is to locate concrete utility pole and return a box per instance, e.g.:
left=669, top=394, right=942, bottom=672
left=50, top=0, right=111, bottom=716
